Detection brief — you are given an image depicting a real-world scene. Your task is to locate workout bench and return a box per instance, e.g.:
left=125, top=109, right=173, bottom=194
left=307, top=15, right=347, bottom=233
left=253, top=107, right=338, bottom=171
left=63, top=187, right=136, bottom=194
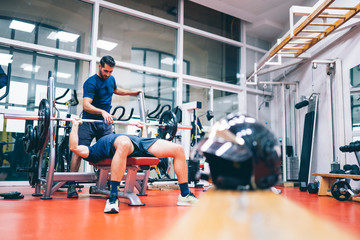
left=89, top=157, right=159, bottom=206
left=313, top=173, right=360, bottom=202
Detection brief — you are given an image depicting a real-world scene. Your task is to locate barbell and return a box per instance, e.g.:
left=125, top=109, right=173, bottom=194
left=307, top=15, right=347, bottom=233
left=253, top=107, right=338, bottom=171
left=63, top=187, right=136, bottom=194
left=4, top=99, right=192, bottom=153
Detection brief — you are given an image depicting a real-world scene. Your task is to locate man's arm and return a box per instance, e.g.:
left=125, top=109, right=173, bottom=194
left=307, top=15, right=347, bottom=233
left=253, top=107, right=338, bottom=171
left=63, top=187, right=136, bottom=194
left=83, top=97, right=114, bottom=124
left=69, top=119, right=90, bottom=158
left=114, top=87, right=142, bottom=96
left=136, top=121, right=148, bottom=138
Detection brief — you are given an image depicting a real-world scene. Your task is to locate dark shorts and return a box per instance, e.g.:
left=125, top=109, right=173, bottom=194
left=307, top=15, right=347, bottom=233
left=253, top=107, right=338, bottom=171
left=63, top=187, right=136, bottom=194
left=78, top=122, right=113, bottom=146
left=85, top=134, right=158, bottom=163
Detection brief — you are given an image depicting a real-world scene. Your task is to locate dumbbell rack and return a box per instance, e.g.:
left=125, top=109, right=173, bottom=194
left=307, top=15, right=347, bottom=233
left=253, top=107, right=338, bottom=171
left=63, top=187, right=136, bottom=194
left=312, top=173, right=360, bottom=202
left=311, top=141, right=360, bottom=202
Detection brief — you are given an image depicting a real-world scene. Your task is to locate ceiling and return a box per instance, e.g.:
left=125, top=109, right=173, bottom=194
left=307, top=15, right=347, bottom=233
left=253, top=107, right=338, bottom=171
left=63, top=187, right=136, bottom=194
left=190, top=0, right=317, bottom=42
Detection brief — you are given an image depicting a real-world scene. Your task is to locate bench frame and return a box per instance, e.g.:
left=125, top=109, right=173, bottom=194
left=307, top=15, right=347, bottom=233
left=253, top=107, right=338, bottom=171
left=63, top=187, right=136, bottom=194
left=35, top=157, right=158, bottom=206
left=89, top=157, right=159, bottom=206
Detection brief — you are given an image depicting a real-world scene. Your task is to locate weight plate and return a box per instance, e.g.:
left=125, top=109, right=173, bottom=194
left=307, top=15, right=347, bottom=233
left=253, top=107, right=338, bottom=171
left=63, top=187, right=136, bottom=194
left=29, top=155, right=39, bottom=186
left=23, top=124, right=34, bottom=153
left=38, top=99, right=50, bottom=149
left=157, top=110, right=178, bottom=141
left=33, top=126, right=40, bottom=152
left=331, top=180, right=351, bottom=201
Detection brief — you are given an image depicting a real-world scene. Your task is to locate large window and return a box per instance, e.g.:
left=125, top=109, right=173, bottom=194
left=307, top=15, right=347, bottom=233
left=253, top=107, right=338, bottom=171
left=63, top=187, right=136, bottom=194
left=213, top=90, right=238, bottom=121
left=246, top=48, right=265, bottom=76
left=0, top=44, right=89, bottom=181
left=98, top=7, right=177, bottom=70
left=111, top=66, right=176, bottom=111
left=0, top=0, right=93, bottom=54
left=106, top=0, right=178, bottom=22
left=0, top=46, right=87, bottom=112
left=184, top=32, right=240, bottom=83
left=246, top=35, right=271, bottom=51
left=183, top=84, right=211, bottom=126
left=0, top=0, right=248, bottom=182
left=184, top=1, right=241, bottom=41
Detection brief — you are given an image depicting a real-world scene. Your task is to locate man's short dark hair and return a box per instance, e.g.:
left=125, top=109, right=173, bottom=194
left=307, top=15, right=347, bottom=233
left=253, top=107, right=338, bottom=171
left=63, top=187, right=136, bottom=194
left=100, top=55, right=115, bottom=67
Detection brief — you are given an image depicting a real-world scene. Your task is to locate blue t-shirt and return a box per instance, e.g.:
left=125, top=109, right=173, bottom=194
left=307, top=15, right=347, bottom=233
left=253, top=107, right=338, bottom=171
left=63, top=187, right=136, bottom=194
left=85, top=134, right=158, bottom=163
left=0, top=66, right=7, bottom=89
left=82, top=74, right=117, bottom=120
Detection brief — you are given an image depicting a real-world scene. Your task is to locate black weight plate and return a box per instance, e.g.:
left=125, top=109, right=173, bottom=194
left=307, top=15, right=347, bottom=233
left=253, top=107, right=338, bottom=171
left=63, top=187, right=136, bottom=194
left=38, top=99, right=50, bottom=149
left=157, top=110, right=177, bottom=141
left=29, top=155, right=39, bottom=186
left=23, top=124, right=34, bottom=153
left=331, top=180, right=351, bottom=201
left=33, top=126, right=40, bottom=152
left=0, top=191, right=23, bottom=199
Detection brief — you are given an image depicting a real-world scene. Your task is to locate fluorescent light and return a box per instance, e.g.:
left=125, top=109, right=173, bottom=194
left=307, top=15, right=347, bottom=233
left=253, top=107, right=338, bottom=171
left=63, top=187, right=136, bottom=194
left=21, top=64, right=40, bottom=72
left=97, top=40, right=118, bottom=51
left=9, top=20, right=35, bottom=33
left=47, top=31, right=79, bottom=42
left=57, top=72, right=71, bottom=79
left=47, top=32, right=58, bottom=41
left=161, top=57, right=175, bottom=65
left=56, top=31, right=79, bottom=42
left=0, top=53, right=13, bottom=66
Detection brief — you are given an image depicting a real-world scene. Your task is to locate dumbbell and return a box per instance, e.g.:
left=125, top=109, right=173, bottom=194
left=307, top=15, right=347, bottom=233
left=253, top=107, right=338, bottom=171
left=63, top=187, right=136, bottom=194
left=299, top=182, right=308, bottom=192
left=307, top=182, right=319, bottom=194
left=329, top=169, right=345, bottom=174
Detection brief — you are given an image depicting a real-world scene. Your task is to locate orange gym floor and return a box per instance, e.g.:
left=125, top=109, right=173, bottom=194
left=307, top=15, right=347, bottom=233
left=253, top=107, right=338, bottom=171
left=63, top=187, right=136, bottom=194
left=0, top=185, right=359, bottom=240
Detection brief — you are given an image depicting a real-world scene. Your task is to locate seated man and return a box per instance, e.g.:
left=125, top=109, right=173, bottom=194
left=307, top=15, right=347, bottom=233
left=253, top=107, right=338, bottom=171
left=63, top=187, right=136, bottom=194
left=69, top=118, right=199, bottom=213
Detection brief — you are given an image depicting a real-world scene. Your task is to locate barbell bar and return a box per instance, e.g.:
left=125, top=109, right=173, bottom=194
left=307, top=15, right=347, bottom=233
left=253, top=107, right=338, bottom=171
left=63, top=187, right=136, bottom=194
left=3, top=114, right=192, bottom=130
left=4, top=98, right=192, bottom=154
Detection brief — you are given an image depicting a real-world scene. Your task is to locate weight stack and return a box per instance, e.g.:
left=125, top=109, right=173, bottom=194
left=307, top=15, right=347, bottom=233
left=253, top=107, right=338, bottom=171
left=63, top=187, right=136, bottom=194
left=286, top=156, right=299, bottom=181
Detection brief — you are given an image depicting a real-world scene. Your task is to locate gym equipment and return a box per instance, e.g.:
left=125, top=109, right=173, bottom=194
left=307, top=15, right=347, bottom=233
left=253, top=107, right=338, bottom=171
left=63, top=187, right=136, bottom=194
left=13, top=101, right=191, bottom=154
left=111, top=106, right=134, bottom=121
left=296, top=93, right=319, bottom=191
left=0, top=191, right=24, bottom=199
left=307, top=182, right=319, bottom=194
left=16, top=155, right=39, bottom=185
left=205, top=110, right=214, bottom=121
left=157, top=110, right=178, bottom=141
left=23, top=125, right=36, bottom=154
left=5, top=102, right=191, bottom=144
left=88, top=157, right=159, bottom=206
left=38, top=99, right=50, bottom=149
left=2, top=71, right=190, bottom=199
left=299, top=181, right=308, bottom=192
left=331, top=180, right=352, bottom=201
left=148, top=104, right=171, bottom=119
left=54, top=89, right=78, bottom=172
left=338, top=141, right=360, bottom=177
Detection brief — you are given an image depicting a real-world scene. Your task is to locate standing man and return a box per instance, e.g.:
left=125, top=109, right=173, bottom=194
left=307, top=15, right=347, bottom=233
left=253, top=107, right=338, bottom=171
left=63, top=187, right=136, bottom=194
left=67, top=55, right=142, bottom=198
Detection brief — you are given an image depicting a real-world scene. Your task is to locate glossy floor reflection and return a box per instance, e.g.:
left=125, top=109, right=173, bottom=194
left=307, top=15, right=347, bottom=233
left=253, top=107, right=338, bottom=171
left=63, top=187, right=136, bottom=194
left=0, top=185, right=359, bottom=240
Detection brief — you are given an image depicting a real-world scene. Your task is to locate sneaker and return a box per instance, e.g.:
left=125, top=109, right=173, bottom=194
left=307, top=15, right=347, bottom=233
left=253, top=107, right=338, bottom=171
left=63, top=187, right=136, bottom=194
left=271, top=187, right=282, bottom=195
left=104, top=199, right=119, bottom=214
left=67, top=184, right=78, bottom=198
left=177, top=192, right=199, bottom=206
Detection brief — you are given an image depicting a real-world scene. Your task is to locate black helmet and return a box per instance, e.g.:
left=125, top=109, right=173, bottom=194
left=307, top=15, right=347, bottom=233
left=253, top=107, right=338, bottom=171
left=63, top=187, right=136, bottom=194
left=193, top=113, right=281, bottom=190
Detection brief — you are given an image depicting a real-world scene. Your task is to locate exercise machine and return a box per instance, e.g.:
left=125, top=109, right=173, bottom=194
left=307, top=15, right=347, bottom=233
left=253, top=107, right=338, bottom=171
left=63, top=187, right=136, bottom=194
left=296, top=93, right=319, bottom=191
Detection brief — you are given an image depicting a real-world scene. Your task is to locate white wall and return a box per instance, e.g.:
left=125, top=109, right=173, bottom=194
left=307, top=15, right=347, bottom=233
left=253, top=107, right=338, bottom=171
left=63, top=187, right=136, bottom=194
left=272, top=25, right=360, bottom=183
